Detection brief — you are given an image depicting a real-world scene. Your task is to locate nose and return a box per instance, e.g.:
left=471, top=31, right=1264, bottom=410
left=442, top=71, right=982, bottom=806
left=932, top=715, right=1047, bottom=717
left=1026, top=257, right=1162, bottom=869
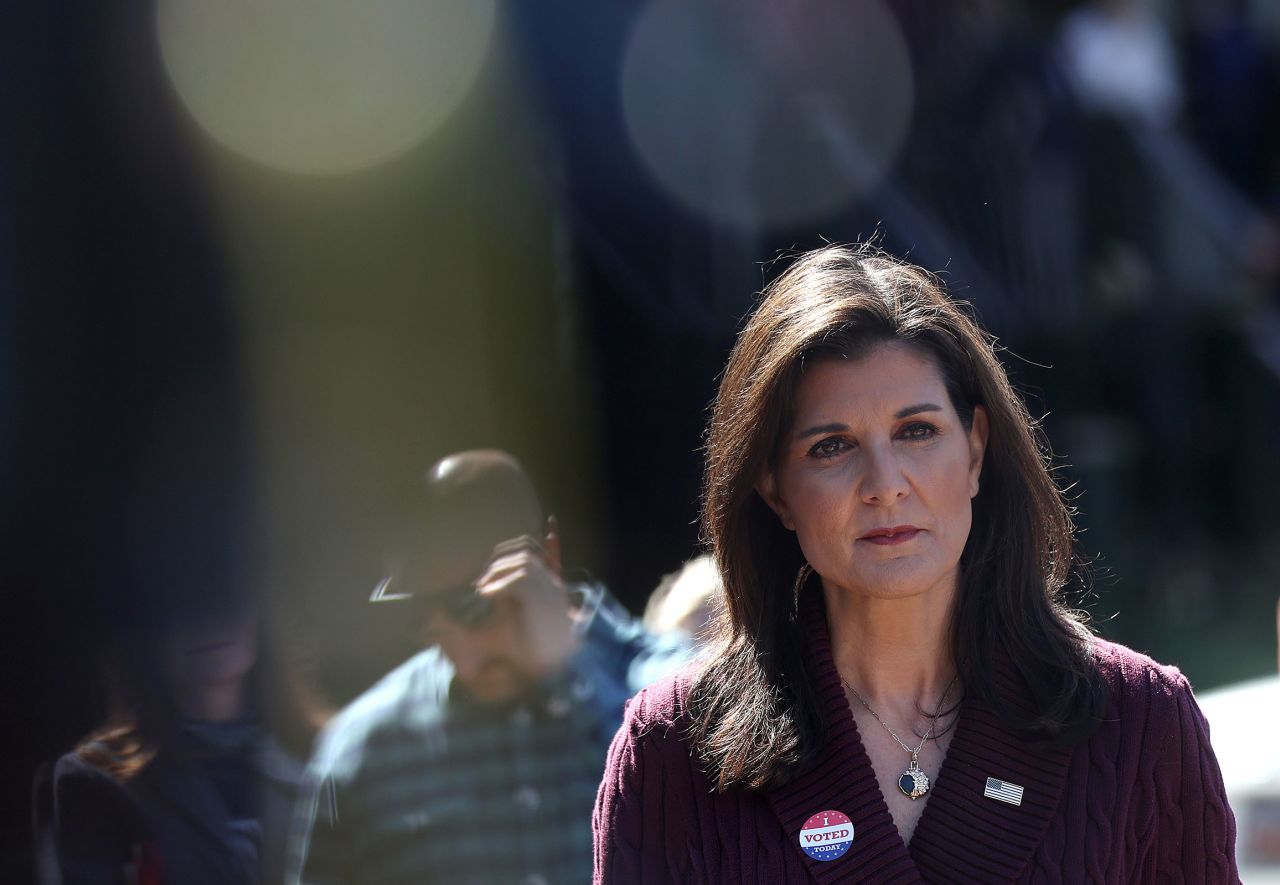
left=858, top=443, right=909, bottom=505
left=429, top=615, right=503, bottom=678
left=437, top=627, right=487, bottom=680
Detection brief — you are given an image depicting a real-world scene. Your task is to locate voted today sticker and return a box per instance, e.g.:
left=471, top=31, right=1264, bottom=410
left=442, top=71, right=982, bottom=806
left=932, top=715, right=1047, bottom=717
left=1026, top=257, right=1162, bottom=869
left=799, top=809, right=854, bottom=862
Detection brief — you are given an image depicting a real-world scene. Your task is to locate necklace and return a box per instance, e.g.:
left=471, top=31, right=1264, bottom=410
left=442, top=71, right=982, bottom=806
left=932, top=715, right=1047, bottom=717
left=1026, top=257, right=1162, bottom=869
left=842, top=673, right=959, bottom=801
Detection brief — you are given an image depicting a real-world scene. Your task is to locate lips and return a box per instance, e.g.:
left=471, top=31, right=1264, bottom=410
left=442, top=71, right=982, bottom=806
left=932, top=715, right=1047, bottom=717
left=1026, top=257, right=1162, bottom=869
left=859, top=525, right=923, bottom=546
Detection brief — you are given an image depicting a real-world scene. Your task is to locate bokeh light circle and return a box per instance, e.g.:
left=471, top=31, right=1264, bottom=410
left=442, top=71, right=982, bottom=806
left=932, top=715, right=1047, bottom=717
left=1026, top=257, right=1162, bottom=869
left=156, top=0, right=497, bottom=174
left=621, top=0, right=914, bottom=229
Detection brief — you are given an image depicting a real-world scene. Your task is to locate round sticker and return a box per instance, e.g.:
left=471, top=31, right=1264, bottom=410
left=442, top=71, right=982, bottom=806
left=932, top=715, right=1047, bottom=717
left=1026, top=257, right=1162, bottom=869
left=799, top=809, right=854, bottom=862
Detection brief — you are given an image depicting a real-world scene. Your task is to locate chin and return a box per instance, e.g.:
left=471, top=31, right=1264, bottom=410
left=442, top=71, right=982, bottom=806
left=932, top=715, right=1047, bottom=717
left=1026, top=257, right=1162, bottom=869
left=833, top=560, right=955, bottom=600
left=186, top=649, right=256, bottom=686
left=464, top=666, right=528, bottom=704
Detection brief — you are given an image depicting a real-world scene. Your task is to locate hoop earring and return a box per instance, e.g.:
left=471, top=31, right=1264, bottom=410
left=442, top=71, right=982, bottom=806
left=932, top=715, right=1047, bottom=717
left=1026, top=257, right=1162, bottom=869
left=792, top=562, right=814, bottom=614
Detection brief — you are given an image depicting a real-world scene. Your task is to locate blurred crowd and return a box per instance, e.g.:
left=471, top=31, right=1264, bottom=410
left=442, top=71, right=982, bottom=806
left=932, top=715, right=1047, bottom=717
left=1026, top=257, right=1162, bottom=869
left=33, top=449, right=709, bottom=883
left=4, top=0, right=1279, bottom=881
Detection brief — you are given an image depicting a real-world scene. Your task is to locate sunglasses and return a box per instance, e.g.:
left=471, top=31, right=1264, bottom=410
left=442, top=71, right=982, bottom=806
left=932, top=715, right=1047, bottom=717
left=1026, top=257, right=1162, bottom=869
left=389, top=534, right=551, bottom=630
left=416, top=583, right=497, bottom=630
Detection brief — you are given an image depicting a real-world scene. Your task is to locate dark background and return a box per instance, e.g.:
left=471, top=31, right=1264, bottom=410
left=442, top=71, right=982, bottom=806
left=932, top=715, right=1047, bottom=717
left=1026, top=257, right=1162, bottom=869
left=4, top=1, right=1280, bottom=878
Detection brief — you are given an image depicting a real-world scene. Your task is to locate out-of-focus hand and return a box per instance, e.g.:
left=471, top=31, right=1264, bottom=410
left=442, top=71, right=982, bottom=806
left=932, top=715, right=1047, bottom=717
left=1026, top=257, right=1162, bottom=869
left=474, top=518, right=577, bottom=679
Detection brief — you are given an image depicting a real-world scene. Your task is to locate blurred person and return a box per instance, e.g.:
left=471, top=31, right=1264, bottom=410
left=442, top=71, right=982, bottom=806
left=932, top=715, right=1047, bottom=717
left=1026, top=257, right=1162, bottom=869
left=34, top=591, right=324, bottom=885
left=291, top=450, right=686, bottom=885
left=1058, top=0, right=1182, bottom=128
left=1196, top=597, right=1280, bottom=882
left=594, top=244, right=1238, bottom=882
left=642, top=554, right=723, bottom=644
left=1180, top=0, right=1280, bottom=198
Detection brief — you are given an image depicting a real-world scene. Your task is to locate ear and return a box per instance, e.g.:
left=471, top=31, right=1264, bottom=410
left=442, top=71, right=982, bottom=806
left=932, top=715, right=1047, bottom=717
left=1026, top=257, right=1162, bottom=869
left=755, top=470, right=796, bottom=531
left=967, top=405, right=990, bottom=498
left=543, top=514, right=563, bottom=577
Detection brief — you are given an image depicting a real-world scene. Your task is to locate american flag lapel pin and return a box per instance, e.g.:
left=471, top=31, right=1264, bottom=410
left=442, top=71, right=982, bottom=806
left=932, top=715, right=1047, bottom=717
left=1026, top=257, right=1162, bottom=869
left=983, top=777, right=1024, bottom=807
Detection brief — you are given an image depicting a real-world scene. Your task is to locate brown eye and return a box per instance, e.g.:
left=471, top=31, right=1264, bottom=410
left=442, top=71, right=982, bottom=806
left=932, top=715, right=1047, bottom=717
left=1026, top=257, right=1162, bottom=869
left=899, top=422, right=938, bottom=441
left=808, top=438, right=851, bottom=459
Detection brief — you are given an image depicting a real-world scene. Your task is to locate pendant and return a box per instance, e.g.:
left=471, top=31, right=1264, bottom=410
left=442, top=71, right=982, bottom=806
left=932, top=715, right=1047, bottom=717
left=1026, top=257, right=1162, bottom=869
left=898, top=757, right=930, bottom=800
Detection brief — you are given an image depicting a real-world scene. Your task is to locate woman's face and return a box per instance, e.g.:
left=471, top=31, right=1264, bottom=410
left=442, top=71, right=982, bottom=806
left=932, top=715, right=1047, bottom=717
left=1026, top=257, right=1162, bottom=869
left=759, top=341, right=988, bottom=603
left=162, top=605, right=259, bottom=693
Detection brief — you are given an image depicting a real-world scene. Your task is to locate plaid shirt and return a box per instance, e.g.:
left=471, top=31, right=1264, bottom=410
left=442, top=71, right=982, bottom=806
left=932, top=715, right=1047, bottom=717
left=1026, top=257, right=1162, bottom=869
left=290, top=586, right=687, bottom=885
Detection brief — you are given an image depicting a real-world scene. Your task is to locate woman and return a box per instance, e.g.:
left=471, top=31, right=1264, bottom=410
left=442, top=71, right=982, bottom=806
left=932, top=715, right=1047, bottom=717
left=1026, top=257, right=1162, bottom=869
left=593, top=244, right=1238, bottom=883
left=36, top=593, right=323, bottom=885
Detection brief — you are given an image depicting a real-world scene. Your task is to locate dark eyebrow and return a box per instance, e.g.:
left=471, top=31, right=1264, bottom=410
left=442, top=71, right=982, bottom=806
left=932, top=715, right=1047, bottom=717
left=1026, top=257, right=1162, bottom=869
left=895, top=403, right=943, bottom=419
left=796, top=422, right=849, bottom=441
left=796, top=405, right=944, bottom=441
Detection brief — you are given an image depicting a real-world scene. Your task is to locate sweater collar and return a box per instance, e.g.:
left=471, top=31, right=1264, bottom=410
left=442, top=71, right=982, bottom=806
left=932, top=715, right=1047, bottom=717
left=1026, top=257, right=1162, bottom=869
left=764, top=587, right=1073, bottom=883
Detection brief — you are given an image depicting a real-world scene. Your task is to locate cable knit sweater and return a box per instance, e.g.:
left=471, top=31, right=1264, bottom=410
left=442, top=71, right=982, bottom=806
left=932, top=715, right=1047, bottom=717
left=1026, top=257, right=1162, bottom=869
left=594, top=591, right=1239, bottom=883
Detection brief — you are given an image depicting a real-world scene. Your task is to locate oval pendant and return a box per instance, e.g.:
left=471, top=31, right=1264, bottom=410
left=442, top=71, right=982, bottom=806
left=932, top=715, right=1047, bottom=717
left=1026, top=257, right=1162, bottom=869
left=898, top=764, right=930, bottom=800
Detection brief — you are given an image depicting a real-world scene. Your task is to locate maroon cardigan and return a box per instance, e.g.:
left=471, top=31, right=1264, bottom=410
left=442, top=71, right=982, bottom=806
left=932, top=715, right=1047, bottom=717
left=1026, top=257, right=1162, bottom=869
left=594, top=592, right=1239, bottom=883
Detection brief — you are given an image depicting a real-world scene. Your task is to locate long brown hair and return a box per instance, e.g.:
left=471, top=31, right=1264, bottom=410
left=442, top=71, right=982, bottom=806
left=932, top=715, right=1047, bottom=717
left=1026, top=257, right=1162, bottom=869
left=689, top=243, right=1104, bottom=792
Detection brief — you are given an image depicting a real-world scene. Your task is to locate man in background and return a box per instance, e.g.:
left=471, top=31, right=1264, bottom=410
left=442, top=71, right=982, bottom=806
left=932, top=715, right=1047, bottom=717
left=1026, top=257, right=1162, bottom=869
left=290, top=449, right=686, bottom=885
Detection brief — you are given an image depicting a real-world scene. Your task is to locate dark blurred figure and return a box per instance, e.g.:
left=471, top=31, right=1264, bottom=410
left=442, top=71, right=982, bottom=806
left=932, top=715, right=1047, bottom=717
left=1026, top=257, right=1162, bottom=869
left=1180, top=0, right=1280, bottom=202
left=30, top=358, right=325, bottom=884
left=291, top=450, right=686, bottom=885
left=1, top=4, right=254, bottom=879
left=34, top=592, right=325, bottom=885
